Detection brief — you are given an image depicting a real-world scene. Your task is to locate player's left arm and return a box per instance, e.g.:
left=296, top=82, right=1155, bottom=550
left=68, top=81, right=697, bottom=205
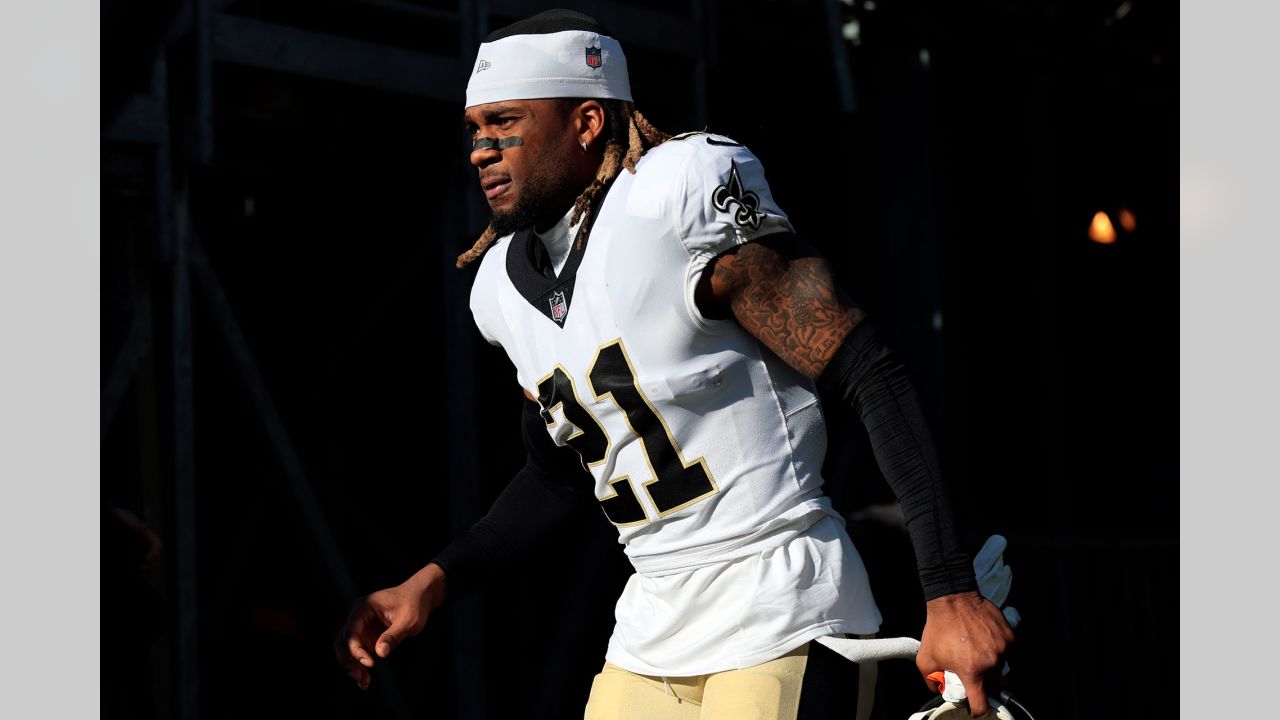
left=695, top=234, right=860, bottom=377
left=699, top=235, right=1015, bottom=717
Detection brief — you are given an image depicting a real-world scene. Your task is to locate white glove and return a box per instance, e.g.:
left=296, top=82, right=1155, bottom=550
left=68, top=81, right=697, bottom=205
left=939, top=534, right=1019, bottom=699
left=973, top=534, right=1020, bottom=629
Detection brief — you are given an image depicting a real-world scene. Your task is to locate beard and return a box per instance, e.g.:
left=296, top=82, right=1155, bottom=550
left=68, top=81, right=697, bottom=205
left=487, top=152, right=569, bottom=238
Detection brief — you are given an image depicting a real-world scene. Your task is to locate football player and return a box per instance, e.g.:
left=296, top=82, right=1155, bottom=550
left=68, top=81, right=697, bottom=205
left=335, top=9, right=1014, bottom=719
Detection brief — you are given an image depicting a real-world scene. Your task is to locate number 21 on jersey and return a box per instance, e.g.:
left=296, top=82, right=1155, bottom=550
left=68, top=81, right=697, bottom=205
left=535, top=338, right=719, bottom=527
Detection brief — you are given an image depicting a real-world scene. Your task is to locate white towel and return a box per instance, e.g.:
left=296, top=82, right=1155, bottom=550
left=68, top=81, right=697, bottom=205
left=818, top=534, right=1022, bottom=708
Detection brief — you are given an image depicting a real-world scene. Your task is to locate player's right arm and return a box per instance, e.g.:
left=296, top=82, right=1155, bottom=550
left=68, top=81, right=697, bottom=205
left=334, top=392, right=594, bottom=689
left=425, top=391, right=596, bottom=596
left=333, top=562, right=447, bottom=690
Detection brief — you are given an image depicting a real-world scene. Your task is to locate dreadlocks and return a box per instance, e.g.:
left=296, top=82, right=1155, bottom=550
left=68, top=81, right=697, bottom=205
left=454, top=100, right=670, bottom=269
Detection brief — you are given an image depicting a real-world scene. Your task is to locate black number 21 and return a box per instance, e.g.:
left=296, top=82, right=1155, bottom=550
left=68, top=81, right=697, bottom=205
left=536, top=338, right=719, bottom=527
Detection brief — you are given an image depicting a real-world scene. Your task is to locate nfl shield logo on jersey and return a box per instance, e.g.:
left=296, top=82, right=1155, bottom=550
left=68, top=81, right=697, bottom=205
left=585, top=46, right=603, bottom=68
left=549, top=291, right=569, bottom=324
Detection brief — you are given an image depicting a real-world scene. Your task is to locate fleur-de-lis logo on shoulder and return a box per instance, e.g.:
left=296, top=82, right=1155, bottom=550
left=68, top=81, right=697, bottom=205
left=711, top=160, right=765, bottom=230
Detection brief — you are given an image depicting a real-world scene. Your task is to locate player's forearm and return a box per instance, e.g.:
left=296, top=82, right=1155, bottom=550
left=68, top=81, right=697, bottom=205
left=429, top=397, right=595, bottom=599
left=816, top=319, right=977, bottom=600
left=432, top=394, right=596, bottom=591
left=428, top=462, right=584, bottom=599
left=403, top=561, right=449, bottom=614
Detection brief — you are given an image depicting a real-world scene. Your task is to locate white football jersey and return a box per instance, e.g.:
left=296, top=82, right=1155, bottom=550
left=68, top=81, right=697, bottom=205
left=469, top=133, right=881, bottom=674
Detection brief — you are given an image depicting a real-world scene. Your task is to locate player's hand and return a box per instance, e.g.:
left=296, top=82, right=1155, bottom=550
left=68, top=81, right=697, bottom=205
left=334, top=564, right=447, bottom=690
left=916, top=590, right=1014, bottom=718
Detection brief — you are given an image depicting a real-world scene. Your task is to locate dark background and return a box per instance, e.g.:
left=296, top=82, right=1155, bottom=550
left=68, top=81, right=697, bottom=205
left=101, top=1, right=1176, bottom=718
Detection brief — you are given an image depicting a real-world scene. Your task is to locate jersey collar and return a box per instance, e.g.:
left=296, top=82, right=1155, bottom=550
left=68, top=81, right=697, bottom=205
left=505, top=220, right=590, bottom=328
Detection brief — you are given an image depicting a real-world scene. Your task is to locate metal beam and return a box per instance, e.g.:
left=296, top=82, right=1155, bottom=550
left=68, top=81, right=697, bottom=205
left=171, top=185, right=200, bottom=720
left=196, top=0, right=214, bottom=163
left=154, top=54, right=174, bottom=265
left=186, top=234, right=415, bottom=717
left=187, top=235, right=357, bottom=598
left=449, top=9, right=487, bottom=718
left=144, top=53, right=176, bottom=719
left=440, top=172, right=487, bottom=720
left=101, top=303, right=150, bottom=439
left=822, top=0, right=857, bottom=114
left=212, top=14, right=465, bottom=102
left=103, top=92, right=163, bottom=144
left=350, top=0, right=461, bottom=24
left=104, top=59, right=163, bottom=433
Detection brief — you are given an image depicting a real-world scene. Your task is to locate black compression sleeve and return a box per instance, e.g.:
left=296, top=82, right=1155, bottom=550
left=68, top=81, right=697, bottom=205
left=428, top=397, right=595, bottom=599
left=816, top=319, right=978, bottom=600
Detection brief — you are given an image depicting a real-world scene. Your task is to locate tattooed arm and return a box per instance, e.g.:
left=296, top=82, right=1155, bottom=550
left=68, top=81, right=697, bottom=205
left=695, top=233, right=862, bottom=378
left=697, top=233, right=1014, bottom=717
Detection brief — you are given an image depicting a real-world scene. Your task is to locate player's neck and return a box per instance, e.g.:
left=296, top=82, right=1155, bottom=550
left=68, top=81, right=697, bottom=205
left=533, top=200, right=575, bottom=234
left=533, top=161, right=598, bottom=233
left=534, top=206, right=575, bottom=240
left=534, top=206, right=584, bottom=279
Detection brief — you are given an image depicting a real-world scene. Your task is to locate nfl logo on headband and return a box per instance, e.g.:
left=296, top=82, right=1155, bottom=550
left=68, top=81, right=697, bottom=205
left=465, top=9, right=633, bottom=108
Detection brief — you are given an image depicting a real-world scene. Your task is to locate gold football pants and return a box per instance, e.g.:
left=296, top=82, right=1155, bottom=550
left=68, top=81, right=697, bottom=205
left=582, top=640, right=876, bottom=720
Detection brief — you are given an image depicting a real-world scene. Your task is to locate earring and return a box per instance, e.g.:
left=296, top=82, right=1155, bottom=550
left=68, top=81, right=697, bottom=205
left=581, top=140, right=588, bottom=151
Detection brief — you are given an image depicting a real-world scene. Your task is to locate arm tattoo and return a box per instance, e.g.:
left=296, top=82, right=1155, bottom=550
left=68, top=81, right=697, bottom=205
left=707, top=237, right=865, bottom=379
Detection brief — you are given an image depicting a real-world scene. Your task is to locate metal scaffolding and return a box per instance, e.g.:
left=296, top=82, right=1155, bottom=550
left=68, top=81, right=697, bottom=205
left=102, top=3, right=719, bottom=718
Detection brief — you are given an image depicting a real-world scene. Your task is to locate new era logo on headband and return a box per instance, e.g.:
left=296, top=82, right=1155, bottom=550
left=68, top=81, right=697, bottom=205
left=585, top=46, right=602, bottom=68
left=476, top=59, right=491, bottom=73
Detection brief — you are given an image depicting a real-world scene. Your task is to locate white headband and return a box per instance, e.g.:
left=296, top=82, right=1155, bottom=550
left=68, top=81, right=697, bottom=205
left=465, top=29, right=633, bottom=108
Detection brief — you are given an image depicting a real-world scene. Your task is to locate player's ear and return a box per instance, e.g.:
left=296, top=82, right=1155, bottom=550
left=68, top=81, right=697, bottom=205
left=573, top=99, right=606, bottom=149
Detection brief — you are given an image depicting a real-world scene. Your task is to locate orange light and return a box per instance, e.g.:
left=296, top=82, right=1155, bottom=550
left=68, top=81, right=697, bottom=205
left=1118, top=207, right=1137, bottom=232
left=1089, top=211, right=1117, bottom=244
